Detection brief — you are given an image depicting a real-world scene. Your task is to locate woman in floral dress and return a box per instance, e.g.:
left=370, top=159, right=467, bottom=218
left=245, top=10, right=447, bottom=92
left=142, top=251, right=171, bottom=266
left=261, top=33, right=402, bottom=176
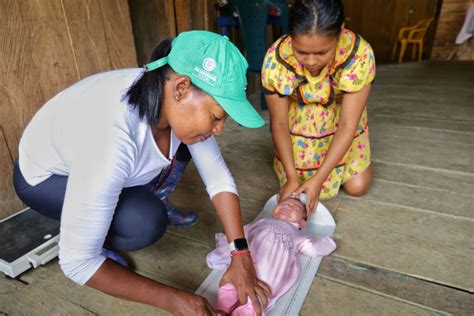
left=262, top=0, right=376, bottom=217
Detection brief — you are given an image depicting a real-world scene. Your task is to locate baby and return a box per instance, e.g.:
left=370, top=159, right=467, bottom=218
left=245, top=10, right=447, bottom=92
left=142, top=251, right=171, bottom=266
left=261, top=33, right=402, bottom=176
left=206, top=197, right=336, bottom=315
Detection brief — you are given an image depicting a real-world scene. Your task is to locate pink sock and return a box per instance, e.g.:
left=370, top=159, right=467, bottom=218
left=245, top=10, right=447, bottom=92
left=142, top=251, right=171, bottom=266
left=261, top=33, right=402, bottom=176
left=216, top=284, right=240, bottom=314
left=231, top=300, right=256, bottom=316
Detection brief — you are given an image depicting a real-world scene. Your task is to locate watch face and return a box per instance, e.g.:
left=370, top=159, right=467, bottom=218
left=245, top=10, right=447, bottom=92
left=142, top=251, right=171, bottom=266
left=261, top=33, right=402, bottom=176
left=234, top=238, right=248, bottom=250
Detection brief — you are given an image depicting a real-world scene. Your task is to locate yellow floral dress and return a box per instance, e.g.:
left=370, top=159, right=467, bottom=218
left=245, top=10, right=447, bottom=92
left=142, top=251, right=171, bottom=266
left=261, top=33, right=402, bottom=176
left=261, top=29, right=376, bottom=199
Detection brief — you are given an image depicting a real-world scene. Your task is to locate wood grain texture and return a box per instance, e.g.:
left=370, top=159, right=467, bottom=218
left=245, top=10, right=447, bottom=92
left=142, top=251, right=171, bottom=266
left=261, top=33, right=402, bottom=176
left=17, top=262, right=169, bottom=315
left=97, top=0, right=137, bottom=69
left=0, top=276, right=94, bottom=315
left=166, top=0, right=178, bottom=37
left=0, top=0, right=78, bottom=162
left=174, top=0, right=215, bottom=33
left=343, top=0, right=438, bottom=61
left=319, top=257, right=474, bottom=315
left=333, top=199, right=474, bottom=291
left=61, top=0, right=114, bottom=78
left=432, top=0, right=473, bottom=60
left=190, top=0, right=217, bottom=33
left=175, top=0, right=218, bottom=33
left=371, top=160, right=474, bottom=196
left=175, top=0, right=192, bottom=33
left=129, top=0, right=177, bottom=65
left=129, top=0, right=218, bottom=66
left=0, top=0, right=78, bottom=218
left=21, top=235, right=216, bottom=306
left=189, top=0, right=205, bottom=30
left=0, top=0, right=137, bottom=218
left=301, top=277, right=446, bottom=316
left=356, top=178, right=474, bottom=218
left=0, top=127, right=24, bottom=219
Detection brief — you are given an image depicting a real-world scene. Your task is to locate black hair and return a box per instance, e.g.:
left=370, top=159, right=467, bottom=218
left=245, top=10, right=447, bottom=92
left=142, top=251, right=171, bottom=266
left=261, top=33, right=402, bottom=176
left=289, top=0, right=345, bottom=37
left=124, top=39, right=173, bottom=126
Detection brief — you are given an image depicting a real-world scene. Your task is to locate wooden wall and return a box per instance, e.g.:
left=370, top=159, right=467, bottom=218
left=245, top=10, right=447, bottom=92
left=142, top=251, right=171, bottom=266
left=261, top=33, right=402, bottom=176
left=343, top=0, right=439, bottom=62
left=432, top=0, right=473, bottom=60
left=129, top=0, right=218, bottom=65
left=0, top=0, right=137, bottom=219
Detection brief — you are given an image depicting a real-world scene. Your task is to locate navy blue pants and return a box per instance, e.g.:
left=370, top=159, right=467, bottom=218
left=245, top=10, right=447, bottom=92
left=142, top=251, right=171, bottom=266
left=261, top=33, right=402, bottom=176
left=13, top=144, right=192, bottom=252
left=13, top=160, right=167, bottom=252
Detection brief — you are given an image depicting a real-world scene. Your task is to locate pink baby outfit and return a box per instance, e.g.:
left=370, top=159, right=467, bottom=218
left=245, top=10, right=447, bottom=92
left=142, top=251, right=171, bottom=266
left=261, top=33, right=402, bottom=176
left=206, top=218, right=336, bottom=315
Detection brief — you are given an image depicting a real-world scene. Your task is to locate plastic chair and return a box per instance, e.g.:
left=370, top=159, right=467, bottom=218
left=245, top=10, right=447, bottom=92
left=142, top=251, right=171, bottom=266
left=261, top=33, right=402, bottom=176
left=230, top=0, right=289, bottom=109
left=392, top=18, right=433, bottom=63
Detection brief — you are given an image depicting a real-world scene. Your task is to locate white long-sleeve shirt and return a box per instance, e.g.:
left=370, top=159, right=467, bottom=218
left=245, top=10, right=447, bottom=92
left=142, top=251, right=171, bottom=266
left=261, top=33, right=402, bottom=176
left=18, top=69, right=237, bottom=285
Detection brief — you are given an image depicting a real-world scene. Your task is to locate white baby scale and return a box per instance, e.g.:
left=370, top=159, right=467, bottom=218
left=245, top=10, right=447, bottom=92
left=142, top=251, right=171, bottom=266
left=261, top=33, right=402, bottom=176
left=196, top=194, right=336, bottom=315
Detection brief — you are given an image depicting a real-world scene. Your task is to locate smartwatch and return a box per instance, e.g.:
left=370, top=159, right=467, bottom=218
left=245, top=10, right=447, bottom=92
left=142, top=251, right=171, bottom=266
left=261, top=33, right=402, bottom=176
left=229, top=238, right=249, bottom=252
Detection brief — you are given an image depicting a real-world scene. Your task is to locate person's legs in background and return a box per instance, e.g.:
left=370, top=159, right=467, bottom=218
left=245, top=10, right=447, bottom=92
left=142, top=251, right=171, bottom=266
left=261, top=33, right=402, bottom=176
left=151, top=143, right=198, bottom=227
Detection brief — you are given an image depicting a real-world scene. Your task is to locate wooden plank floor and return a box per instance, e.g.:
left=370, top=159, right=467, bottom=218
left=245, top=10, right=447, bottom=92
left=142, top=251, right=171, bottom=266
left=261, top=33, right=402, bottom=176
left=1, top=61, right=473, bottom=315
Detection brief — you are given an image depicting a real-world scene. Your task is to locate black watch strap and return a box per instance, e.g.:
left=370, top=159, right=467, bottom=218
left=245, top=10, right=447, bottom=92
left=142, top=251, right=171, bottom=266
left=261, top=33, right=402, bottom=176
left=229, top=238, right=248, bottom=252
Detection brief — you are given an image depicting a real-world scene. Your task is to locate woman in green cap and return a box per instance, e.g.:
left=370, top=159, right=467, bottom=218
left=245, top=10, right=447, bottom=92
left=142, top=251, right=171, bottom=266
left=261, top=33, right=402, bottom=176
left=262, top=0, right=375, bottom=217
left=13, top=31, right=269, bottom=315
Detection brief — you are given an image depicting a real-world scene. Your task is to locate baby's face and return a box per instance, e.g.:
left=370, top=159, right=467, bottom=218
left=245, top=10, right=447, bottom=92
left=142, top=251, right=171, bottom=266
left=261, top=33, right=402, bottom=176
left=272, top=197, right=306, bottom=226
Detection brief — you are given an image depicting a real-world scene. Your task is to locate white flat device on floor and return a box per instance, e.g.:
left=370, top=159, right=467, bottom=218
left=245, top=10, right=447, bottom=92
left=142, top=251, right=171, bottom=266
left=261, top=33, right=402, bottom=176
left=196, top=194, right=336, bottom=315
left=0, top=207, right=60, bottom=278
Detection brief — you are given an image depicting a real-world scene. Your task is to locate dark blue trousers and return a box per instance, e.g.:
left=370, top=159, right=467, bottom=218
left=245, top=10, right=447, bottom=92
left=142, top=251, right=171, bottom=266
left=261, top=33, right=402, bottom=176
left=13, top=160, right=168, bottom=252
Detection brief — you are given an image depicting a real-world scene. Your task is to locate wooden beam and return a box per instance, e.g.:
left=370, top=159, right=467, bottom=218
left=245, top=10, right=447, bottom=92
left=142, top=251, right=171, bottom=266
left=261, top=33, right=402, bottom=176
left=175, top=0, right=191, bottom=33
left=167, top=0, right=177, bottom=36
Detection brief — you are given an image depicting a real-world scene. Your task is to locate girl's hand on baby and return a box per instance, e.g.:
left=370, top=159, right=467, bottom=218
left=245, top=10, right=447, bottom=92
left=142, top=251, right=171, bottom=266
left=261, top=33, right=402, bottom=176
left=279, top=177, right=300, bottom=202
left=294, top=179, right=322, bottom=221
left=220, top=254, right=271, bottom=316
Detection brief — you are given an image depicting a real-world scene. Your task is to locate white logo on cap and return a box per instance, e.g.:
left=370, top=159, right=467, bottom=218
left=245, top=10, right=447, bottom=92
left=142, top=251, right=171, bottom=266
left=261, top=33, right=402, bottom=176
left=203, top=58, right=216, bottom=72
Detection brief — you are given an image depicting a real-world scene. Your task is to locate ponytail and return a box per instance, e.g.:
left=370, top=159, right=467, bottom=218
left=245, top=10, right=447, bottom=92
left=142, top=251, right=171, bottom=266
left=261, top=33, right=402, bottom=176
left=125, top=39, right=173, bottom=126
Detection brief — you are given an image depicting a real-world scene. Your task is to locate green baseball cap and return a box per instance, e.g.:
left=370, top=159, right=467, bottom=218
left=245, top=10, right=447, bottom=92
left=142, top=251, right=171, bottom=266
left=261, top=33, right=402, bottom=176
left=144, top=30, right=265, bottom=128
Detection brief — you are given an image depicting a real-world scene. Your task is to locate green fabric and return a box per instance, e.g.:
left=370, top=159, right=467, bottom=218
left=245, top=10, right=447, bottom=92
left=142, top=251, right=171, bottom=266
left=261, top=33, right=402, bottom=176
left=145, top=30, right=264, bottom=128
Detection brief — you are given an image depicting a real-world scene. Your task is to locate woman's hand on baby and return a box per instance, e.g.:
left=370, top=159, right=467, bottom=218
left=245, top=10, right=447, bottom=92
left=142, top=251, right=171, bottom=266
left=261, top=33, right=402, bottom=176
left=220, top=253, right=271, bottom=316
left=294, top=178, right=323, bottom=221
left=279, top=177, right=300, bottom=202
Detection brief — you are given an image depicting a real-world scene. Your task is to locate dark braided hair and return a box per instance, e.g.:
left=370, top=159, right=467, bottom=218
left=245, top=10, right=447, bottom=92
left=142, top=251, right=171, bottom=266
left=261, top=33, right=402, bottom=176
left=289, top=0, right=345, bottom=37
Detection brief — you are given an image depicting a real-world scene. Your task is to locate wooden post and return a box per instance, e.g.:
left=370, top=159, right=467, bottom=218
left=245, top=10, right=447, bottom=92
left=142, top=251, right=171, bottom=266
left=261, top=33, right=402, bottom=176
left=175, top=0, right=191, bottom=33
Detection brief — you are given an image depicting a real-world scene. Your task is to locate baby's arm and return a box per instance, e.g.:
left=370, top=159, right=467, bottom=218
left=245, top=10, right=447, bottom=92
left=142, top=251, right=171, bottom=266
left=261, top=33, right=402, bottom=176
left=295, top=235, right=337, bottom=257
left=206, top=233, right=231, bottom=270
left=206, top=221, right=257, bottom=270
